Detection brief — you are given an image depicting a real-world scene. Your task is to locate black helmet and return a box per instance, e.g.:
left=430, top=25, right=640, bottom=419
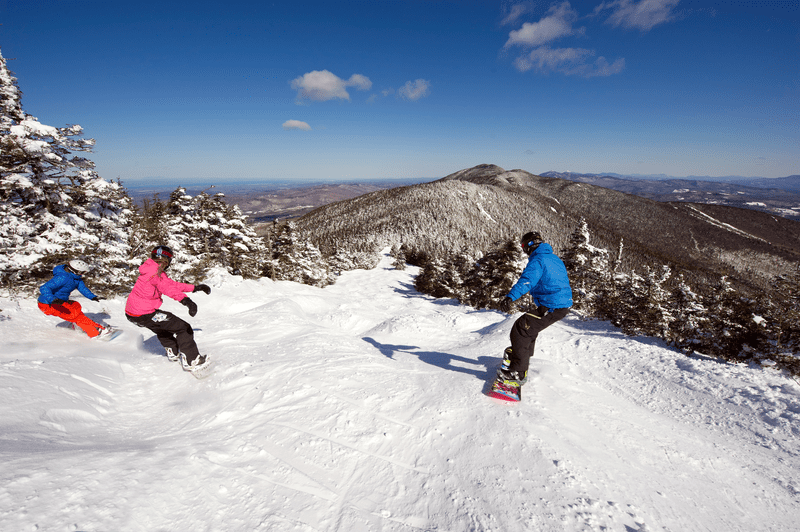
left=520, top=232, right=543, bottom=255
left=151, top=245, right=174, bottom=265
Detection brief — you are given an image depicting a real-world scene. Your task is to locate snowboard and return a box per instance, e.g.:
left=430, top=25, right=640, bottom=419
left=486, top=377, right=521, bottom=402
left=97, top=328, right=123, bottom=342
left=485, top=346, right=521, bottom=402
left=69, top=323, right=122, bottom=341
left=182, top=356, right=214, bottom=380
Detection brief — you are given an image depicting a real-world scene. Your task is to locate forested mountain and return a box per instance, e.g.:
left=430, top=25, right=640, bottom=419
left=296, top=163, right=800, bottom=374
left=297, top=164, right=800, bottom=289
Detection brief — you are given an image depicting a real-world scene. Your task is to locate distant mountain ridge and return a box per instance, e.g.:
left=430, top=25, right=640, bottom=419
left=556, top=171, right=800, bottom=187
left=539, top=171, right=800, bottom=220
left=297, top=164, right=800, bottom=295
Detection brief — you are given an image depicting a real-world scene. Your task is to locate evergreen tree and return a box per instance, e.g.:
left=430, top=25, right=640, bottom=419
left=666, top=273, right=708, bottom=352
left=461, top=240, right=523, bottom=310
left=770, top=269, right=800, bottom=353
left=390, top=244, right=407, bottom=271
left=74, top=172, right=137, bottom=292
left=162, top=187, right=204, bottom=279
left=218, top=201, right=267, bottom=278
left=193, top=191, right=229, bottom=276
left=0, top=48, right=134, bottom=293
left=594, top=239, right=624, bottom=325
left=152, top=188, right=268, bottom=281
left=614, top=270, right=646, bottom=335
left=703, top=276, right=769, bottom=361
left=415, top=258, right=457, bottom=299
left=562, top=218, right=610, bottom=315
left=638, top=265, right=673, bottom=338
left=399, top=244, right=430, bottom=268
left=137, top=193, right=169, bottom=255
left=266, top=222, right=331, bottom=287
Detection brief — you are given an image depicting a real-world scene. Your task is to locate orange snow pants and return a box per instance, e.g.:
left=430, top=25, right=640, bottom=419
left=38, top=300, right=103, bottom=338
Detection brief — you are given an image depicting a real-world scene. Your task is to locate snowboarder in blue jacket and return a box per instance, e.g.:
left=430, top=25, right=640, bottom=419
left=497, top=231, right=573, bottom=385
left=38, top=259, right=111, bottom=338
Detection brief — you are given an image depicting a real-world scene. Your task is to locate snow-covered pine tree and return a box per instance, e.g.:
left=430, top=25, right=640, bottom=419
left=415, top=257, right=457, bottom=299
left=160, top=187, right=204, bottom=280
left=194, top=192, right=228, bottom=269
left=154, top=188, right=267, bottom=281
left=770, top=269, right=800, bottom=354
left=390, top=244, right=407, bottom=271
left=217, top=201, right=267, bottom=279
left=613, top=270, right=646, bottom=335
left=136, top=193, right=170, bottom=255
left=561, top=218, right=610, bottom=315
left=703, top=276, right=769, bottom=362
left=398, top=244, right=431, bottom=268
left=637, top=265, right=673, bottom=339
left=266, top=222, right=331, bottom=287
left=593, top=238, right=624, bottom=326
left=0, top=48, right=134, bottom=293
left=666, top=272, right=708, bottom=352
left=460, top=239, right=524, bottom=311
left=72, top=172, right=137, bottom=292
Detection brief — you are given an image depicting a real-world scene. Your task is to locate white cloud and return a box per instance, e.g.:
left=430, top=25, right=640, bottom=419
left=513, top=46, right=625, bottom=77
left=500, top=2, right=533, bottom=26
left=398, top=79, right=430, bottom=101
left=282, top=120, right=311, bottom=131
left=595, top=0, right=680, bottom=31
left=347, top=73, right=373, bottom=91
left=290, top=70, right=372, bottom=102
left=505, top=1, right=582, bottom=48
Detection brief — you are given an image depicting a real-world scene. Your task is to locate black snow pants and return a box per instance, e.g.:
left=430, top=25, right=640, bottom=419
left=126, top=310, right=201, bottom=362
left=508, top=305, right=570, bottom=375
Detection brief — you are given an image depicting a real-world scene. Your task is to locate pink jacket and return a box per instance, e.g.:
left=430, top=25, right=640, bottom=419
left=125, top=259, right=195, bottom=316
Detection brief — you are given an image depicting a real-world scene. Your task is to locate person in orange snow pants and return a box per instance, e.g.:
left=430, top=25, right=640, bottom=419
left=37, top=260, right=107, bottom=338
left=38, top=299, right=104, bottom=337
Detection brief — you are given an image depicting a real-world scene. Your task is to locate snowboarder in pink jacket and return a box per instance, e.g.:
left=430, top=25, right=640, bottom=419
left=125, top=246, right=212, bottom=374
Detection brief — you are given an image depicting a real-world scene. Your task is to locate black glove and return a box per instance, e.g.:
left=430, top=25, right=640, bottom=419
left=180, top=297, right=198, bottom=317
left=499, top=297, right=513, bottom=313
left=193, top=284, right=211, bottom=295
left=51, top=298, right=65, bottom=305
left=92, top=296, right=106, bottom=301
left=50, top=299, right=68, bottom=312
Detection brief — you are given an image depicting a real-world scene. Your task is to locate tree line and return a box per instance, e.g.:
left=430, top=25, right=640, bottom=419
left=403, top=219, right=800, bottom=377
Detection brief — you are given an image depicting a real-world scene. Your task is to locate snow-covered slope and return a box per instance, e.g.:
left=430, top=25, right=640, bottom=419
left=1, top=252, right=798, bottom=531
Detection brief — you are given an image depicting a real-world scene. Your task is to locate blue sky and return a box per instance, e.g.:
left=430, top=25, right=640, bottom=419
left=1, top=0, right=797, bottom=183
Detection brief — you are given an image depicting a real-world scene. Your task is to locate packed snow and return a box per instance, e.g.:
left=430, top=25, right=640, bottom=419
left=1, top=251, right=798, bottom=532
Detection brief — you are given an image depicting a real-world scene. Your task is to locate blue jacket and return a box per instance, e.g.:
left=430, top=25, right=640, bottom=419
left=38, top=265, right=98, bottom=304
left=507, top=243, right=573, bottom=310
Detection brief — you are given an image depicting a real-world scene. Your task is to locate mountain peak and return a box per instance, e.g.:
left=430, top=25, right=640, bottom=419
left=440, top=164, right=537, bottom=186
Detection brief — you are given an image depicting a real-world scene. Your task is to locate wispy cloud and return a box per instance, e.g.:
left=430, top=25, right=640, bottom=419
left=595, top=0, right=680, bottom=31
left=502, top=1, right=625, bottom=78
left=513, top=46, right=625, bottom=77
left=282, top=120, right=311, bottom=131
left=504, top=2, right=583, bottom=48
left=290, top=70, right=372, bottom=102
left=398, top=79, right=431, bottom=101
left=500, top=2, right=534, bottom=26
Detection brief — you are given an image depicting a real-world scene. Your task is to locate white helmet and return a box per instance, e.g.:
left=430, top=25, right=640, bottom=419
left=68, top=259, right=91, bottom=273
